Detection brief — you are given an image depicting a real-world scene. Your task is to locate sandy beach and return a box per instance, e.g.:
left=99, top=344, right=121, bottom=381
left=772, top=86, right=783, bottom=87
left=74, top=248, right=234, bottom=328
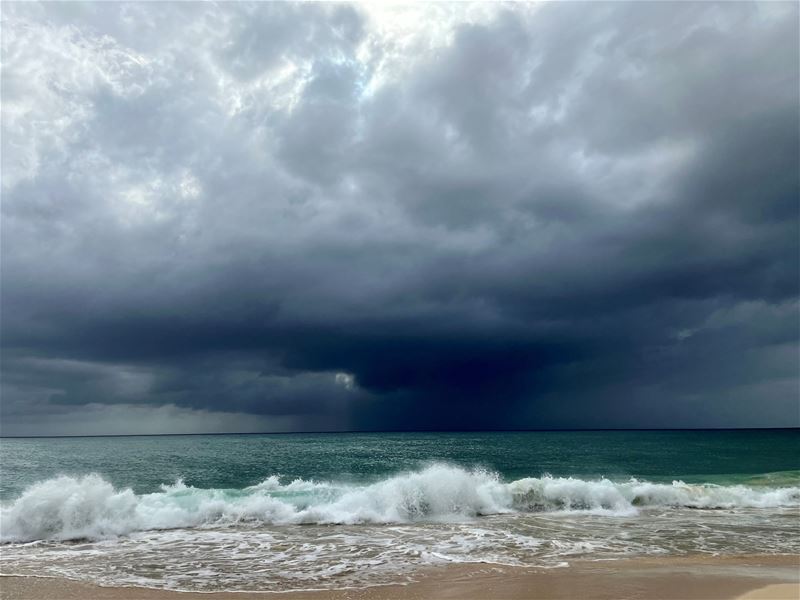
left=2, top=554, right=798, bottom=600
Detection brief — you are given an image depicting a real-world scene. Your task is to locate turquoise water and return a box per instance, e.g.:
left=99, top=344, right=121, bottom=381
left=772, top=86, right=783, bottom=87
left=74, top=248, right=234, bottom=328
left=1, top=430, right=798, bottom=592
left=2, top=430, right=799, bottom=499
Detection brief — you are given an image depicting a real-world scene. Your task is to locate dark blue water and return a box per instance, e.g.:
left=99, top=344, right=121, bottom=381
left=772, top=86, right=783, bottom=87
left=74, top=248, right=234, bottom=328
left=3, top=430, right=798, bottom=499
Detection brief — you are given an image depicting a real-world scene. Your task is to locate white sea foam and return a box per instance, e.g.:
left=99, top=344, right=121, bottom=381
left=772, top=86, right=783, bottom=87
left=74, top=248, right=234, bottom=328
left=2, top=464, right=799, bottom=542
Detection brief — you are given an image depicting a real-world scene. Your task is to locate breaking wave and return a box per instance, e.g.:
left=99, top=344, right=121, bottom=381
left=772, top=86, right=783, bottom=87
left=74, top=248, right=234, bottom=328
left=2, top=464, right=798, bottom=542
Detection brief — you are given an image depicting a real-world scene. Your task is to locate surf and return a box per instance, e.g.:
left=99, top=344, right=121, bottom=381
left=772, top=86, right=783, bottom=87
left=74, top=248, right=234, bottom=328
left=2, top=464, right=799, bottom=542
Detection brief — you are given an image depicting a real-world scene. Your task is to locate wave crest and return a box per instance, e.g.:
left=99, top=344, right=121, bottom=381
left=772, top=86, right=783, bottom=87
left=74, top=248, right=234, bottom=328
left=2, top=465, right=798, bottom=542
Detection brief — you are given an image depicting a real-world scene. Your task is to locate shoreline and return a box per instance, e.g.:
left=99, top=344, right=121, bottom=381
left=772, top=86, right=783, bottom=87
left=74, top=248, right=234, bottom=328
left=2, top=554, right=798, bottom=600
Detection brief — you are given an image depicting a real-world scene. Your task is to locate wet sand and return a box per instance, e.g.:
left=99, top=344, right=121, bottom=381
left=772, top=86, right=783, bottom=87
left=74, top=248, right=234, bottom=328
left=1, top=554, right=798, bottom=600
left=736, top=584, right=799, bottom=600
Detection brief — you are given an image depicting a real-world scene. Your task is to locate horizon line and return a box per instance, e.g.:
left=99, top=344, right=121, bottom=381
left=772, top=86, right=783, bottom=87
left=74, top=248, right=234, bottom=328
left=1, top=426, right=798, bottom=440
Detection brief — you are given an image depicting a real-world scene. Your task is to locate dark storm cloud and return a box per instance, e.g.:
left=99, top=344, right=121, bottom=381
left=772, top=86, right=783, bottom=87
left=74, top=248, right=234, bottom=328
left=1, top=2, right=798, bottom=434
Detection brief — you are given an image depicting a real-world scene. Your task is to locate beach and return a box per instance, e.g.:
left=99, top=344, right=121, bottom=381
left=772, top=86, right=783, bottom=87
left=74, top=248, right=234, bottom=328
left=2, top=433, right=799, bottom=596
left=2, top=555, right=799, bottom=600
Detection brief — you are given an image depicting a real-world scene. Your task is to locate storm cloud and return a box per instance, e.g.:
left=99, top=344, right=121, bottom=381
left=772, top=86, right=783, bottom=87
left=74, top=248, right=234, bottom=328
left=1, top=2, right=798, bottom=435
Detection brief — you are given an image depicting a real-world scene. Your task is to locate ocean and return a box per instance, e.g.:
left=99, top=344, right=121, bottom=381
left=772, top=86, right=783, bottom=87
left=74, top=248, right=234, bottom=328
left=1, top=430, right=798, bottom=592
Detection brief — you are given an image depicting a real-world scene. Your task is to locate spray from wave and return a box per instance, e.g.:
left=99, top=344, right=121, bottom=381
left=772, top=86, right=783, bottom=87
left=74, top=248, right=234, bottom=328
left=2, top=464, right=798, bottom=542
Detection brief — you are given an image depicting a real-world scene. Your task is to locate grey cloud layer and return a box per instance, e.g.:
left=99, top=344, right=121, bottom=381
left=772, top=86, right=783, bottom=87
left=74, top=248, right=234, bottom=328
left=1, top=2, right=798, bottom=434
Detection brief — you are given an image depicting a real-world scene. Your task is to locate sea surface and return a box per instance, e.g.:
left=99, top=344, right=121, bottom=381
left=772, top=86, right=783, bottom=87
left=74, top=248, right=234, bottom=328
left=1, top=430, right=799, bottom=592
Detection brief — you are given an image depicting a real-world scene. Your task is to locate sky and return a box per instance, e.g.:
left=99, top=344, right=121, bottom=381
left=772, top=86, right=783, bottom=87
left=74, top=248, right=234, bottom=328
left=1, top=2, right=798, bottom=436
